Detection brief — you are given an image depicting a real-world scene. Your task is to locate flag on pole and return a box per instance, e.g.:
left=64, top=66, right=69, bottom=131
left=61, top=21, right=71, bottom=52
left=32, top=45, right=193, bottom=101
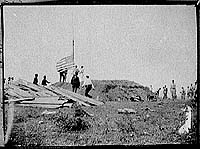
left=56, top=55, right=75, bottom=72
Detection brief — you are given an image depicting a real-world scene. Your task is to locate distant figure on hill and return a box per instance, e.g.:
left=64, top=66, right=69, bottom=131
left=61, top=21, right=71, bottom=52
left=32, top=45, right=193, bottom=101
left=155, top=88, right=161, bottom=97
left=189, top=84, right=193, bottom=98
left=187, top=86, right=190, bottom=99
left=11, top=77, right=14, bottom=83
left=82, top=75, right=95, bottom=98
left=71, top=71, right=80, bottom=93
left=8, top=77, right=11, bottom=84
left=194, top=81, right=197, bottom=99
left=163, top=85, right=168, bottom=99
left=59, top=71, right=64, bottom=82
left=190, top=83, right=195, bottom=99
left=150, top=85, right=153, bottom=92
left=79, top=65, right=85, bottom=83
left=180, top=87, right=186, bottom=100
left=41, top=75, right=50, bottom=86
left=170, top=80, right=176, bottom=100
left=33, top=74, right=38, bottom=85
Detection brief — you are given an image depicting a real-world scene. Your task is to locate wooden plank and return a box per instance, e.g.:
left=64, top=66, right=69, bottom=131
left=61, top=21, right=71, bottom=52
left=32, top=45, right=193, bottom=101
left=5, top=90, right=20, bottom=98
left=20, top=97, right=66, bottom=105
left=44, top=87, right=91, bottom=107
left=17, top=104, right=62, bottom=109
left=8, top=85, right=33, bottom=97
left=5, top=97, right=35, bottom=103
left=56, top=86, right=104, bottom=106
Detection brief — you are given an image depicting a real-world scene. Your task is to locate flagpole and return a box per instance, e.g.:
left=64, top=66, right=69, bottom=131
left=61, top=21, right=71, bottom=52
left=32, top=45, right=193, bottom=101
left=72, top=11, right=75, bottom=65
left=73, top=39, right=74, bottom=65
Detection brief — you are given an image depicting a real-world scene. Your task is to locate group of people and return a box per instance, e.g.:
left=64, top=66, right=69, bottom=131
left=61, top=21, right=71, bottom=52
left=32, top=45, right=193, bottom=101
left=182, top=81, right=197, bottom=100
left=59, top=65, right=85, bottom=83
left=59, top=65, right=95, bottom=98
left=152, top=80, right=197, bottom=101
left=33, top=74, right=50, bottom=86
left=4, top=77, right=14, bottom=84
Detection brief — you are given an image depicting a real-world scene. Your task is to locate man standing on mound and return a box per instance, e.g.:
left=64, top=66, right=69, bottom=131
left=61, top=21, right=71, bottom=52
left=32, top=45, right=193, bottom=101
left=82, top=75, right=95, bottom=98
left=170, top=80, right=177, bottom=100
left=71, top=71, right=80, bottom=93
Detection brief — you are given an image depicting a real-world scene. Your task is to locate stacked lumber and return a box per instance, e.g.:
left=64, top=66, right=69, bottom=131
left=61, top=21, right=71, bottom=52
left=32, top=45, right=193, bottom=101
left=4, top=79, right=104, bottom=108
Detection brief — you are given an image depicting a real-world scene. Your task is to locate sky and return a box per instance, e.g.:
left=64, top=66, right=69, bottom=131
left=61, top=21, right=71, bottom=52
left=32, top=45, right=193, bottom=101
left=3, top=5, right=197, bottom=96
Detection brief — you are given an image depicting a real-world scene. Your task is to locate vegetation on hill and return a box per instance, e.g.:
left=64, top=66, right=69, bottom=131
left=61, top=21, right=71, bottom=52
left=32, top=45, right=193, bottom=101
left=52, top=80, right=155, bottom=102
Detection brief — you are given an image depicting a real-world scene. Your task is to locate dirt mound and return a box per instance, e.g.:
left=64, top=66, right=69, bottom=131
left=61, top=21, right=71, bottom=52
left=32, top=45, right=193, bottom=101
left=52, top=80, right=154, bottom=102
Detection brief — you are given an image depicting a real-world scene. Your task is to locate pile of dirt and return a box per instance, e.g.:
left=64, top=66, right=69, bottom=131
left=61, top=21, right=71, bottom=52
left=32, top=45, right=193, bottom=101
left=52, top=80, right=155, bottom=102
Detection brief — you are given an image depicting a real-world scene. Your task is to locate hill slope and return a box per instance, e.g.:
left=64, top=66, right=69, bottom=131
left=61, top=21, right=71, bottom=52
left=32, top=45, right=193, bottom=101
left=52, top=80, right=155, bottom=102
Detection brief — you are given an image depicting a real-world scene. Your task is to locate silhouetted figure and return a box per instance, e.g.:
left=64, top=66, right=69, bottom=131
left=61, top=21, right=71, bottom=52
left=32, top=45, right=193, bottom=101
left=10, top=77, right=14, bottom=84
left=155, top=88, right=161, bottom=97
left=163, top=85, right=168, bottom=100
left=33, top=74, right=38, bottom=85
left=41, top=75, right=50, bottom=86
left=4, top=78, right=6, bottom=84
left=59, top=71, right=64, bottom=82
left=71, top=71, right=80, bottom=93
left=150, top=85, right=153, bottom=92
left=79, top=65, right=85, bottom=83
left=8, top=77, right=11, bottom=84
left=82, top=75, right=95, bottom=98
left=180, top=87, right=186, bottom=100
left=194, top=81, right=197, bottom=99
left=63, top=69, right=68, bottom=82
left=187, top=86, right=190, bottom=99
left=72, top=65, right=79, bottom=75
left=190, top=84, right=195, bottom=98
left=170, top=80, right=176, bottom=100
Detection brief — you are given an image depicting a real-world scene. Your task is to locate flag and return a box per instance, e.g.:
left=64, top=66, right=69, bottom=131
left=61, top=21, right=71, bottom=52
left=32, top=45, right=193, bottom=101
left=56, top=55, right=75, bottom=72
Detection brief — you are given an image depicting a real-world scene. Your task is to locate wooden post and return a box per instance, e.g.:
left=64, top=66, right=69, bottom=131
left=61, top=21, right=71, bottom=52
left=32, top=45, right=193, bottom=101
left=0, top=5, right=5, bottom=146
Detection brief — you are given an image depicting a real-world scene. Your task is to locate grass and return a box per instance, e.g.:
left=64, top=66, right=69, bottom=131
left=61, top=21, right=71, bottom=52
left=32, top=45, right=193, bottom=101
left=4, top=98, right=197, bottom=146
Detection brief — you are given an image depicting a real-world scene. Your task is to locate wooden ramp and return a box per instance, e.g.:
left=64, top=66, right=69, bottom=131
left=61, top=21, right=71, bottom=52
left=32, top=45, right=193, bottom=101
left=46, top=86, right=104, bottom=106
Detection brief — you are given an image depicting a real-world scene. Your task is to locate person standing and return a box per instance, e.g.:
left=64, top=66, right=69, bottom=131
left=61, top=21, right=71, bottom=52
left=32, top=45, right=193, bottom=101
left=150, top=85, right=153, bottom=92
left=194, top=81, right=197, bottom=99
left=59, top=71, right=64, bottom=82
left=170, top=80, right=176, bottom=100
left=72, top=65, right=79, bottom=75
left=82, top=75, right=95, bottom=98
left=41, top=75, right=50, bottom=86
left=8, top=77, right=11, bottom=84
left=79, top=65, right=85, bottom=83
left=63, top=69, right=68, bottom=82
left=163, top=85, right=168, bottom=100
left=156, top=88, right=161, bottom=98
left=190, top=84, right=194, bottom=98
left=187, top=86, right=190, bottom=99
left=180, top=87, right=186, bottom=100
left=33, top=74, right=39, bottom=85
left=71, top=71, right=80, bottom=93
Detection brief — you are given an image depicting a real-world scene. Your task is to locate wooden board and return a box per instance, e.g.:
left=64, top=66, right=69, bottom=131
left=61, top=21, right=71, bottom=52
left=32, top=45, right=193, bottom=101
left=20, top=97, right=67, bottom=105
left=56, top=86, right=104, bottom=106
left=17, top=104, right=63, bottom=109
left=44, top=86, right=91, bottom=107
left=5, top=97, right=35, bottom=103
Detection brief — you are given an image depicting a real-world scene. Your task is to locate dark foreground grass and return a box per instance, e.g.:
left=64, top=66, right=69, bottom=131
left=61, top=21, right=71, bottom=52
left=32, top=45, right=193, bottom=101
left=5, top=99, right=197, bottom=146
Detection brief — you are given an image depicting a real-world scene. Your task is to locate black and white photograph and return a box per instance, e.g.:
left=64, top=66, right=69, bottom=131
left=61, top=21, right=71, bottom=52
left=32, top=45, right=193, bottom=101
left=0, top=1, right=198, bottom=146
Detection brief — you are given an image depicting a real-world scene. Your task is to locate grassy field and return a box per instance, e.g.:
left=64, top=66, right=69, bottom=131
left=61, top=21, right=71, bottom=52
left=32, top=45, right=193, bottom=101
left=5, top=98, right=197, bottom=146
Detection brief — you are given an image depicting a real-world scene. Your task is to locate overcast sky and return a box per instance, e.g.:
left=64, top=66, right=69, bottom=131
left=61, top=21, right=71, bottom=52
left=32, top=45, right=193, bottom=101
left=3, top=5, right=197, bottom=95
